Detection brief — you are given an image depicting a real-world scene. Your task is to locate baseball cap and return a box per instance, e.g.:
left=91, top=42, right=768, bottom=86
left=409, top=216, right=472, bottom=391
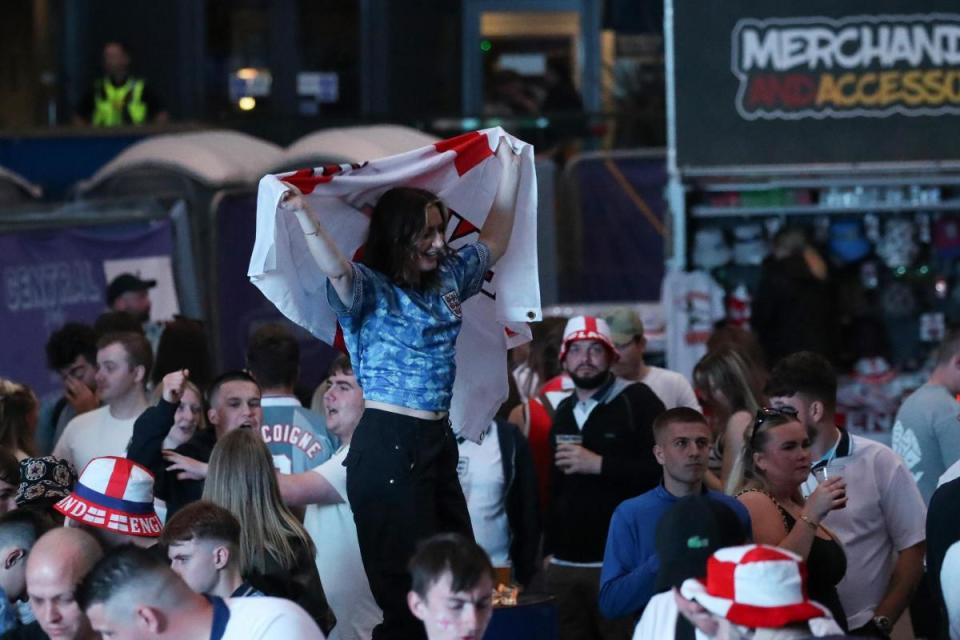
left=654, top=495, right=748, bottom=592
left=604, top=308, right=644, bottom=346
left=106, top=273, right=156, bottom=306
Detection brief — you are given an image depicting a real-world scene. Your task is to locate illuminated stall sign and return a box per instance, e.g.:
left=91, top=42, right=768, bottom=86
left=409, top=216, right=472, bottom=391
left=672, top=0, right=960, bottom=168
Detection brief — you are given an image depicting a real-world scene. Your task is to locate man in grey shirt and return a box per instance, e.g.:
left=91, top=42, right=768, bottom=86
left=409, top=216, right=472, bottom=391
left=893, top=331, right=960, bottom=504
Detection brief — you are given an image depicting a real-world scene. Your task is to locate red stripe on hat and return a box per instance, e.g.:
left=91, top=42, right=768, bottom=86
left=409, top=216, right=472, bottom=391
left=104, top=459, right=133, bottom=500
left=584, top=317, right=598, bottom=334
left=741, top=546, right=792, bottom=563
left=705, top=557, right=737, bottom=600
left=434, top=131, right=493, bottom=177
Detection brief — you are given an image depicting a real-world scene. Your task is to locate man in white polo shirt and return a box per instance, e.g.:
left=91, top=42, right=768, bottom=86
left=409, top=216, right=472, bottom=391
left=53, top=332, right=151, bottom=472
left=767, top=351, right=926, bottom=639
left=278, top=355, right=381, bottom=640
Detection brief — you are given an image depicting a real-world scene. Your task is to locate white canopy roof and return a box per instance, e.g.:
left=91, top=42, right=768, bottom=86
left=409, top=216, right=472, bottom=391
left=78, top=130, right=284, bottom=192
left=280, top=124, right=439, bottom=169
left=0, top=166, right=42, bottom=199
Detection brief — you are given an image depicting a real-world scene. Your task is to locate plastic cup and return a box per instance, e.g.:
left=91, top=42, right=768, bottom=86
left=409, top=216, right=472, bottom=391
left=556, top=434, right=583, bottom=447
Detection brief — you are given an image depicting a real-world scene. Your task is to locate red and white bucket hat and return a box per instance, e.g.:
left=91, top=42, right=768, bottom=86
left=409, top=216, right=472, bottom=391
left=680, top=544, right=830, bottom=629
left=54, top=456, right=162, bottom=538
left=559, top=315, right=619, bottom=361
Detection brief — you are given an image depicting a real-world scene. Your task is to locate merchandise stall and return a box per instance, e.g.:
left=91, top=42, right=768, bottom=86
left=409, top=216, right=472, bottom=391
left=664, top=0, right=960, bottom=439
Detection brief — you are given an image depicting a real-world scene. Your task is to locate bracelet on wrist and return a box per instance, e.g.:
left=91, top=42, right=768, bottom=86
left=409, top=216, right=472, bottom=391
left=799, top=514, right=819, bottom=529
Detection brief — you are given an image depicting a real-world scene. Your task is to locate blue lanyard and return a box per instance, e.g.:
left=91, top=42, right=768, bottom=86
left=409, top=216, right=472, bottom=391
left=208, top=596, right=231, bottom=640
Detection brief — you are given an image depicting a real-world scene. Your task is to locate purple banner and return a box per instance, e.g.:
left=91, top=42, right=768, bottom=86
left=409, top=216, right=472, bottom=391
left=561, top=156, right=666, bottom=303
left=0, top=220, right=174, bottom=397
left=213, top=193, right=337, bottom=397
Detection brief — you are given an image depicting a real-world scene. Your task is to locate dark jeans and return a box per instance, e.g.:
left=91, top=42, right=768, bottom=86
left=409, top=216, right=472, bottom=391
left=543, top=564, right=634, bottom=640
left=346, top=408, right=474, bottom=640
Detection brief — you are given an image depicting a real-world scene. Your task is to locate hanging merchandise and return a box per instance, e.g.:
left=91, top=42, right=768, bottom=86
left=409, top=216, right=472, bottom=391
left=852, top=356, right=897, bottom=386
left=692, top=228, right=732, bottom=270
left=764, top=216, right=784, bottom=239
left=881, top=281, right=917, bottom=319
left=814, top=216, right=831, bottom=244
left=662, top=270, right=726, bottom=382
left=860, top=261, right=880, bottom=290
left=877, top=218, right=918, bottom=270
left=726, top=283, right=751, bottom=327
left=935, top=276, right=949, bottom=300
left=732, top=224, right=766, bottom=266
left=864, top=213, right=881, bottom=243
left=916, top=212, right=932, bottom=245
left=829, top=219, right=871, bottom=264
left=933, top=216, right=960, bottom=260
left=920, top=312, right=946, bottom=343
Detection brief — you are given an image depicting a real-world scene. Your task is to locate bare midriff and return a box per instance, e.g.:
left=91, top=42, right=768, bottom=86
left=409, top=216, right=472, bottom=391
left=364, top=400, right=447, bottom=421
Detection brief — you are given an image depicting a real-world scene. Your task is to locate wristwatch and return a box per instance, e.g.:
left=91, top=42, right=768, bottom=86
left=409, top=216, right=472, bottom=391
left=872, top=615, right=892, bottom=638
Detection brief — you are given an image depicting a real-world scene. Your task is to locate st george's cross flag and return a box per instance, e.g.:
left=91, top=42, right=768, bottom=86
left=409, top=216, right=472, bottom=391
left=248, top=127, right=540, bottom=442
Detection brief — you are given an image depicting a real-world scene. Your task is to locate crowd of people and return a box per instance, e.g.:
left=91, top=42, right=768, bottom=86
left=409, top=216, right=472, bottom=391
left=0, top=139, right=958, bottom=640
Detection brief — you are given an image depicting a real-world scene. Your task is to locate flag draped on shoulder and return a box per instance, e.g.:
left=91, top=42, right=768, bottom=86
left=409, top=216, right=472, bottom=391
left=248, top=127, right=540, bottom=442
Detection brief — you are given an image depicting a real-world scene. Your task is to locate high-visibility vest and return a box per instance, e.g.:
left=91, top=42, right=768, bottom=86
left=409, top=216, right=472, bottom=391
left=92, top=77, right=148, bottom=126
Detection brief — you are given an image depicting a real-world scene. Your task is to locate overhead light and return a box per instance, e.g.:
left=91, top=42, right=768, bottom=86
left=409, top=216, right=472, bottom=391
left=238, top=97, right=256, bottom=111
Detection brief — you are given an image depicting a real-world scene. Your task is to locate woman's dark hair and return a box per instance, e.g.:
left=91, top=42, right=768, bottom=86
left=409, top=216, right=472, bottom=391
left=152, top=316, right=212, bottom=390
left=362, top=187, right=449, bottom=289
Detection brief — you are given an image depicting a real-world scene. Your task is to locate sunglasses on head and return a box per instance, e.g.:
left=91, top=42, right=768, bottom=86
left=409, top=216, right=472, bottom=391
left=749, top=406, right=799, bottom=450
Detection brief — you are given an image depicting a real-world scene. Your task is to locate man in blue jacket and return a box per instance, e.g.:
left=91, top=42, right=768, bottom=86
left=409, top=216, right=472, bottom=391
left=599, top=407, right=751, bottom=620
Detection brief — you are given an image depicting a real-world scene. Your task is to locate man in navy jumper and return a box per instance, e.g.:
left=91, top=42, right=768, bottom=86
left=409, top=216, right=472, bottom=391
left=598, top=407, right=751, bottom=620
left=543, top=316, right=665, bottom=640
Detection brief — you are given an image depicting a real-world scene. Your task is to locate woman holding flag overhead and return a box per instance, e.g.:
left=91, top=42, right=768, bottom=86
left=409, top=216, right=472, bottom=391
left=278, top=139, right=521, bottom=640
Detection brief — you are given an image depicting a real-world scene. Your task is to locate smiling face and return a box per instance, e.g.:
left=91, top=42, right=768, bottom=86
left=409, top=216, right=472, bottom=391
left=414, top=205, right=447, bottom=273
left=408, top=571, right=494, bottom=640
left=168, top=387, right=203, bottom=448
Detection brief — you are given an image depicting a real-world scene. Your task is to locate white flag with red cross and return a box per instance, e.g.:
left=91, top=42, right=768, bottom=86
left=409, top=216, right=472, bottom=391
left=248, top=127, right=540, bottom=442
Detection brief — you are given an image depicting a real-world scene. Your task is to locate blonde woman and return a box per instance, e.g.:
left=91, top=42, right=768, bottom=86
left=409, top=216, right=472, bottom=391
left=0, top=379, right=39, bottom=460
left=730, top=406, right=849, bottom=630
left=149, top=379, right=206, bottom=450
left=692, top=347, right=765, bottom=492
left=203, top=428, right=335, bottom=635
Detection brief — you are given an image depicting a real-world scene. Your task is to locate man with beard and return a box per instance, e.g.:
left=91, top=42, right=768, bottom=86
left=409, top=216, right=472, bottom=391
left=105, top=274, right=164, bottom=350
left=106, top=274, right=154, bottom=323
left=544, top=316, right=665, bottom=640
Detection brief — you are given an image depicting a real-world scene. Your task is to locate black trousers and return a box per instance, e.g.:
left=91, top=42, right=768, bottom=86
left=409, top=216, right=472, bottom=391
left=346, top=409, right=474, bottom=640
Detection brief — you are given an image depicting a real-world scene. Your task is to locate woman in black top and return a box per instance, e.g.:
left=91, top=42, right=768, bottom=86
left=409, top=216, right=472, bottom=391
left=731, top=407, right=849, bottom=630
left=203, top=428, right=336, bottom=635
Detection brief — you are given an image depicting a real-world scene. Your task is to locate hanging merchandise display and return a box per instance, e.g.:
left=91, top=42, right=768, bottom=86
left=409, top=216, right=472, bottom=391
left=877, top=219, right=918, bottom=271
left=732, top=224, right=766, bottom=266
left=692, top=228, right=732, bottom=270
left=829, top=220, right=871, bottom=265
left=920, top=312, right=946, bottom=343
left=933, top=217, right=960, bottom=260
left=726, top=283, right=751, bottom=328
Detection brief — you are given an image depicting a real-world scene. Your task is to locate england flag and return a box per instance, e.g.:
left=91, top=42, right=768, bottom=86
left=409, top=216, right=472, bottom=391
left=248, top=127, right=540, bottom=442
